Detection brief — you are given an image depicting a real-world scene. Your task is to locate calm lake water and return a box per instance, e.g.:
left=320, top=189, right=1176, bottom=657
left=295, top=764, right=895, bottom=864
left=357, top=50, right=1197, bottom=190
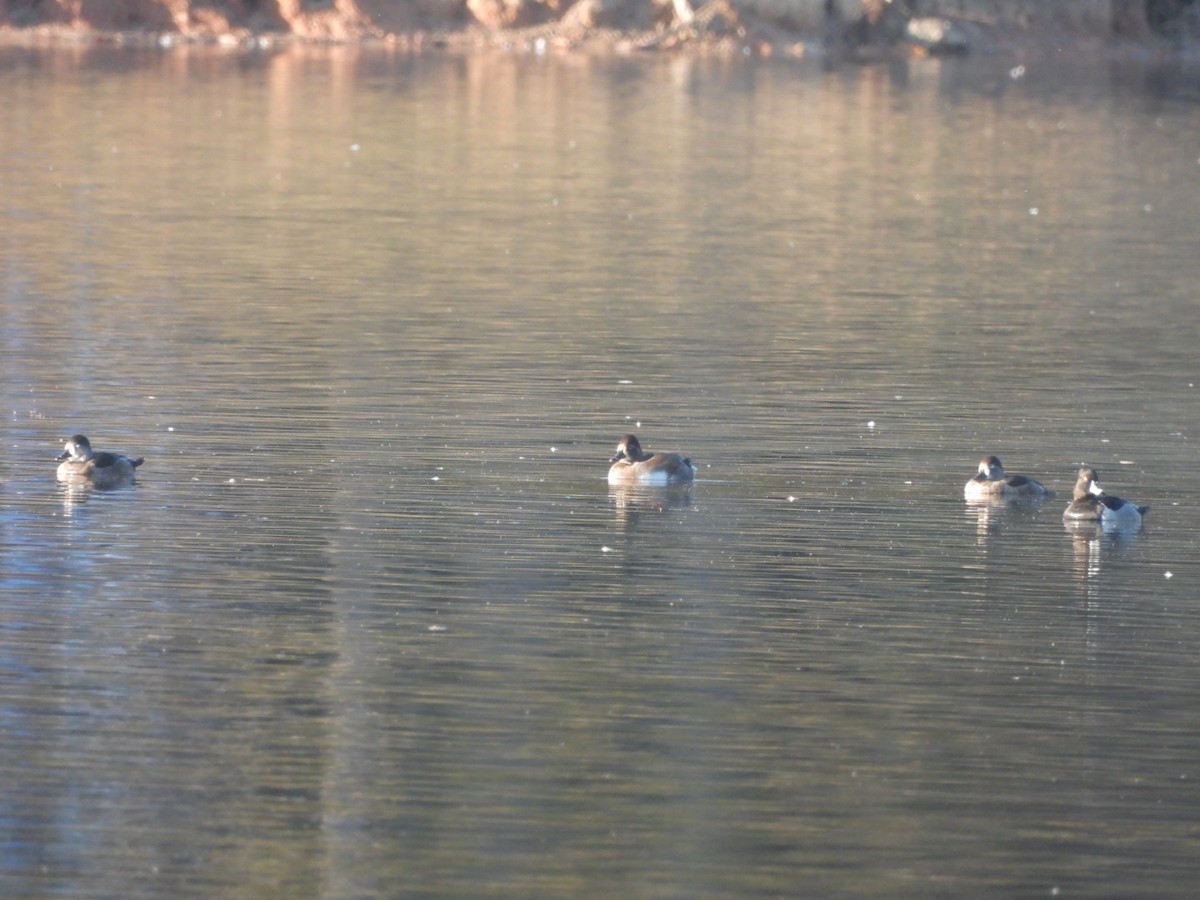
left=2, top=41, right=1200, bottom=898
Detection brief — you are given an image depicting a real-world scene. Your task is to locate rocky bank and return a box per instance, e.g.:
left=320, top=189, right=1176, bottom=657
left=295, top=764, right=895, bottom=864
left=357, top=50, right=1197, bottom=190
left=0, top=0, right=1196, bottom=55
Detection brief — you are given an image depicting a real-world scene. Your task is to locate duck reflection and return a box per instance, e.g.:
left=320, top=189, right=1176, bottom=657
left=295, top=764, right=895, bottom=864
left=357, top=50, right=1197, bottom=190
left=965, top=496, right=1045, bottom=545
left=1064, top=519, right=1141, bottom=600
left=965, top=497, right=1008, bottom=543
left=58, top=479, right=96, bottom=516
left=608, top=483, right=692, bottom=531
left=57, top=478, right=138, bottom=517
left=1066, top=520, right=1105, bottom=589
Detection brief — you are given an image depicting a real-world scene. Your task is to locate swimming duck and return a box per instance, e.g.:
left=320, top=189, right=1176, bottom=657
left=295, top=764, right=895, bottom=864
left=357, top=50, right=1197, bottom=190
left=56, top=434, right=144, bottom=487
left=1062, top=465, right=1148, bottom=529
left=963, top=454, right=1055, bottom=501
left=608, top=434, right=694, bottom=486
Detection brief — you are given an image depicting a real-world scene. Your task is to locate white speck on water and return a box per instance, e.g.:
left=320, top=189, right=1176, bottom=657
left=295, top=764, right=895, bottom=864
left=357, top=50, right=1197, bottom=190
left=550, top=446, right=557, bottom=452
left=601, top=546, right=613, bottom=553
left=1165, top=571, right=1173, bottom=579
left=428, top=624, right=446, bottom=632
left=867, top=420, right=876, bottom=429
left=618, top=380, right=633, bottom=384
left=431, top=476, right=439, bottom=481
left=1029, top=207, right=1039, bottom=216
left=787, top=496, right=796, bottom=502
left=1010, top=65, right=1025, bottom=79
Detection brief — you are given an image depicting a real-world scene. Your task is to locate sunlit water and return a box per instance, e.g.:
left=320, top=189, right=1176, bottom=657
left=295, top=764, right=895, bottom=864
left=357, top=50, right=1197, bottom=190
left=2, top=44, right=1200, bottom=897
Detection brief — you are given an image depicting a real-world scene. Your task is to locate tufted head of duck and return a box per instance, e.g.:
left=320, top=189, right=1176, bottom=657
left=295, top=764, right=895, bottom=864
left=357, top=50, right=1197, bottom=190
left=976, top=455, right=1005, bottom=479
left=1073, top=465, right=1102, bottom=500
left=57, top=434, right=95, bottom=463
left=611, top=434, right=648, bottom=464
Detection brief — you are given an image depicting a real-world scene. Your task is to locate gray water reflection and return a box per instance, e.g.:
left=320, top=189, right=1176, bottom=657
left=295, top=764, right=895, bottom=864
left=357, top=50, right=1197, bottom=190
left=2, top=44, right=1200, bottom=898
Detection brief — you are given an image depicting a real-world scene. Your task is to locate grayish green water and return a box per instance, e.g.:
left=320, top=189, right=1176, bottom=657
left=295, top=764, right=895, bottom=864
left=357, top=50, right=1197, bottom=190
left=2, top=43, right=1200, bottom=898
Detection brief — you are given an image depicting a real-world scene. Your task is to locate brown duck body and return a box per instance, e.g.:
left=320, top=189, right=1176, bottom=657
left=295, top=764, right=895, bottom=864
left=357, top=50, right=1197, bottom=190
left=608, top=434, right=694, bottom=486
left=56, top=434, right=144, bottom=487
left=964, top=455, right=1054, bottom=501
left=1063, top=465, right=1147, bottom=529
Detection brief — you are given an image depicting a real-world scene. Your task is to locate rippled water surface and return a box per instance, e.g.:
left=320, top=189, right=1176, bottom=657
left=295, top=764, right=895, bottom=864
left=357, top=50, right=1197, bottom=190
left=3, top=43, right=1200, bottom=897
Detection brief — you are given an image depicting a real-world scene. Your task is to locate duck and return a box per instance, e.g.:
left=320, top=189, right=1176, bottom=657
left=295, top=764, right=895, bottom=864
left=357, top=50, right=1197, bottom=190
left=56, top=434, right=144, bottom=487
left=607, top=434, right=694, bottom=487
left=963, top=454, right=1055, bottom=501
left=1062, top=465, right=1148, bottom=529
